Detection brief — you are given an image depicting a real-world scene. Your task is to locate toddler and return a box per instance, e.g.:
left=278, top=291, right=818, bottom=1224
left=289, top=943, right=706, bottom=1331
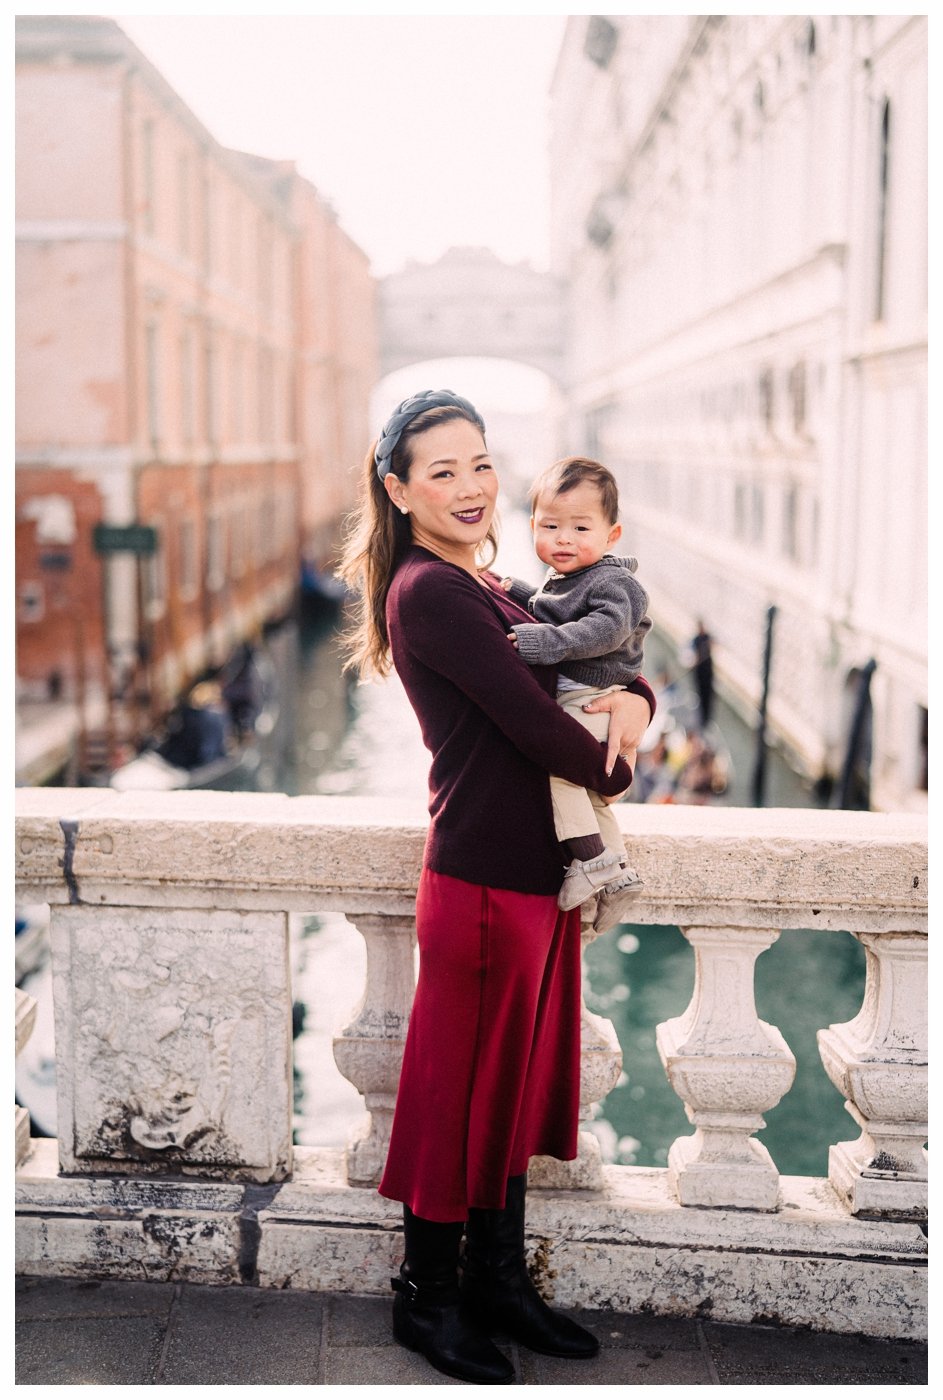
left=503, top=456, right=651, bottom=929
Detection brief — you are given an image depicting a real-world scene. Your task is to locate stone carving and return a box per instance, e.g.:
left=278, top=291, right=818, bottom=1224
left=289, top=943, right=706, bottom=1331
left=15, top=987, right=37, bottom=1167
left=50, top=906, right=293, bottom=1182
left=818, top=931, right=927, bottom=1217
left=656, top=926, right=796, bottom=1210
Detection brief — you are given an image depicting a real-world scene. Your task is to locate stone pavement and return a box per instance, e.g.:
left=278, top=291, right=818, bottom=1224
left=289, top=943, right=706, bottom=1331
left=16, top=1276, right=927, bottom=1386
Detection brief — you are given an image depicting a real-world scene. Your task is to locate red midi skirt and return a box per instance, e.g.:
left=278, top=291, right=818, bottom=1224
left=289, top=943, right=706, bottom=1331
left=378, top=868, right=583, bottom=1222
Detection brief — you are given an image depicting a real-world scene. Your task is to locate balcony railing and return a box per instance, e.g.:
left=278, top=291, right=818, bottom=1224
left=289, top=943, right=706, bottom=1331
left=14, top=789, right=927, bottom=1340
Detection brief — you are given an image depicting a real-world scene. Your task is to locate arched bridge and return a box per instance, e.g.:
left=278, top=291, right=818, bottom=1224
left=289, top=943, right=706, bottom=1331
left=378, top=247, right=565, bottom=384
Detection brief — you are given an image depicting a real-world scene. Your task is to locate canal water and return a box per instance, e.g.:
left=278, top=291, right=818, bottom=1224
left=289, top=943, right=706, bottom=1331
left=232, top=510, right=865, bottom=1179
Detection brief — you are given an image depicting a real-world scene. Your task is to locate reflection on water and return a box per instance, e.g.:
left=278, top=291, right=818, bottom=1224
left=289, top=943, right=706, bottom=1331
left=236, top=512, right=864, bottom=1174
left=584, top=923, right=865, bottom=1179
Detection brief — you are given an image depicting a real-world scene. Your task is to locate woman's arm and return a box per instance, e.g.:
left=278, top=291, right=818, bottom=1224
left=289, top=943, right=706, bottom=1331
left=398, top=565, right=633, bottom=795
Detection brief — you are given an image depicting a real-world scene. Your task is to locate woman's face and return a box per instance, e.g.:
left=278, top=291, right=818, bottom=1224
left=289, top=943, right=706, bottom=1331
left=387, top=417, right=498, bottom=566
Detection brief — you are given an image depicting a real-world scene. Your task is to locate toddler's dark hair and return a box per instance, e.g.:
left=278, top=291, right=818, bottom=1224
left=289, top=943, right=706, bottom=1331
left=529, top=456, right=619, bottom=525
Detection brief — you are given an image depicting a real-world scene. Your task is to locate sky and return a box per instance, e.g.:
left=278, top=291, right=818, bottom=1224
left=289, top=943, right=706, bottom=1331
left=111, top=12, right=568, bottom=280
left=102, top=11, right=573, bottom=415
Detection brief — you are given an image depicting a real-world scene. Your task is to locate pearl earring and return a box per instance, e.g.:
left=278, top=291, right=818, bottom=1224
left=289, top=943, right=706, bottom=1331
left=400, top=505, right=409, bottom=515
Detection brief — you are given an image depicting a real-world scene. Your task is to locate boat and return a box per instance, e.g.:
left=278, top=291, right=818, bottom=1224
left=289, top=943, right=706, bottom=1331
left=110, top=643, right=277, bottom=792
left=299, top=558, right=350, bottom=616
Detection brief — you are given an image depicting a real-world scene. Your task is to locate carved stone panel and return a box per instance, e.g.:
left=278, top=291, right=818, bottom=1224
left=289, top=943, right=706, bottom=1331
left=51, top=906, right=292, bottom=1181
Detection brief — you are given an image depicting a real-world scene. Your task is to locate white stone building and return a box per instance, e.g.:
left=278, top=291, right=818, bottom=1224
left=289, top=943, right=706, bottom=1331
left=549, top=15, right=927, bottom=812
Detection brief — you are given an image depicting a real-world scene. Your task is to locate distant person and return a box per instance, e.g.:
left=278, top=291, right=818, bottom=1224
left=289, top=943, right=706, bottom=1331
left=221, top=643, right=263, bottom=737
left=690, top=619, right=714, bottom=729
left=501, top=456, right=652, bottom=924
left=339, top=390, right=655, bottom=1384
left=158, top=681, right=230, bottom=769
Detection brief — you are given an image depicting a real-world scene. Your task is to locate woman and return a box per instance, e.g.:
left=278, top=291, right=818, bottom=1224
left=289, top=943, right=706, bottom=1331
left=339, top=390, right=654, bottom=1384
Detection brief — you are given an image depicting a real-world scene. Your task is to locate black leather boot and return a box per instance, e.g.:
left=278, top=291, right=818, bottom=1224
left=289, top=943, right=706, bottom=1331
left=462, top=1174, right=599, bottom=1358
left=391, top=1206, right=515, bottom=1384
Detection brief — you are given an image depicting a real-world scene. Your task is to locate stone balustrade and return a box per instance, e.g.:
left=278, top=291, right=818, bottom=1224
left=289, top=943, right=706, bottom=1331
left=14, top=789, right=928, bottom=1339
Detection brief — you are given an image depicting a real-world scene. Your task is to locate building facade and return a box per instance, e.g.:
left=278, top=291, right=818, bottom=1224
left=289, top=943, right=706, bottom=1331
left=15, top=16, right=375, bottom=775
left=549, top=15, right=927, bottom=812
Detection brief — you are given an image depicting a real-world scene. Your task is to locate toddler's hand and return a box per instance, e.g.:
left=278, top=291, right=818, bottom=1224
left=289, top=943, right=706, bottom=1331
left=500, top=577, right=513, bottom=591
left=507, top=631, right=519, bottom=649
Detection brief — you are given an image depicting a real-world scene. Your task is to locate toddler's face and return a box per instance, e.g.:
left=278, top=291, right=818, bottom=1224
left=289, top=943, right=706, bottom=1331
left=531, top=480, right=621, bottom=574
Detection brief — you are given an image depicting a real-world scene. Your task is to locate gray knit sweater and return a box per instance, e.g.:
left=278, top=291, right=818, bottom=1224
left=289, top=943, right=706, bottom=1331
left=505, top=553, right=651, bottom=689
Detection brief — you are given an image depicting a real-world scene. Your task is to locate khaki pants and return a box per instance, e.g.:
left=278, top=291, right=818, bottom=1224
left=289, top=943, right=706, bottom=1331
left=550, top=684, right=625, bottom=852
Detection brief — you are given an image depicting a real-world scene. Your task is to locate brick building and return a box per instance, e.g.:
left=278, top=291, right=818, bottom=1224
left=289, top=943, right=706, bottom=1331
left=15, top=16, right=376, bottom=779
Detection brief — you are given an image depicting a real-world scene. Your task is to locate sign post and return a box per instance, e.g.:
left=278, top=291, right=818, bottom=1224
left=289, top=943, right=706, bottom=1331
left=93, top=523, right=159, bottom=556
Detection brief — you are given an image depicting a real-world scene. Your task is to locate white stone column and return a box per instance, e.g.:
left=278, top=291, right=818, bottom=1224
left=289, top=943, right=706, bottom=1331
left=818, top=931, right=927, bottom=1218
left=656, top=926, right=796, bottom=1210
left=333, top=913, right=417, bottom=1186
left=50, top=905, right=293, bottom=1182
left=15, top=987, right=38, bottom=1167
left=530, top=910, right=623, bottom=1191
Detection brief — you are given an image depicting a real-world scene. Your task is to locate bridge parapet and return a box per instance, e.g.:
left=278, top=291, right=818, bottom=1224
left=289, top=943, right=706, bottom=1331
left=14, top=790, right=927, bottom=1338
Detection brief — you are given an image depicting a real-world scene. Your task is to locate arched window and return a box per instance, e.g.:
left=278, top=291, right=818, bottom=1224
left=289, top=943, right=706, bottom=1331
left=874, top=99, right=891, bottom=321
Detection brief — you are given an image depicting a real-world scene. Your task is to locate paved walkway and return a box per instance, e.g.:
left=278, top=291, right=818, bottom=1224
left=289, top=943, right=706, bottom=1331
left=16, top=1276, right=927, bottom=1386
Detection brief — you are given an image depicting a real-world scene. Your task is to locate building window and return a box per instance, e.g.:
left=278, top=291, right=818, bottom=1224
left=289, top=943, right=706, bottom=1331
left=874, top=98, right=891, bottom=321
left=788, top=361, right=807, bottom=434
left=178, top=517, right=199, bottom=602
left=584, top=15, right=618, bottom=68
left=917, top=706, right=928, bottom=792
left=204, top=333, right=217, bottom=446
left=758, top=369, right=775, bottom=430
left=202, top=173, right=213, bottom=274
left=142, top=119, right=155, bottom=236
left=230, top=502, right=246, bottom=580
left=733, top=481, right=747, bottom=540
left=230, top=341, right=243, bottom=442
left=18, top=581, right=45, bottom=624
left=206, top=511, right=226, bottom=592
left=230, top=197, right=241, bottom=286
left=750, top=483, right=765, bottom=544
left=177, top=153, right=190, bottom=254
left=180, top=327, right=195, bottom=446
left=258, top=346, right=274, bottom=442
left=258, top=222, right=273, bottom=312
left=257, top=493, right=277, bottom=563
left=782, top=483, right=799, bottom=561
left=145, top=320, right=161, bottom=447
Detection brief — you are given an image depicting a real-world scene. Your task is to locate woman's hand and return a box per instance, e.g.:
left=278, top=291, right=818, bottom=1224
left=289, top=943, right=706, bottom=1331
left=583, top=688, right=652, bottom=775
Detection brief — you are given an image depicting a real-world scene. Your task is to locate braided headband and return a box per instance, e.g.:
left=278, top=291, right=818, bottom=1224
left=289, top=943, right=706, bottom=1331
left=374, top=389, right=486, bottom=480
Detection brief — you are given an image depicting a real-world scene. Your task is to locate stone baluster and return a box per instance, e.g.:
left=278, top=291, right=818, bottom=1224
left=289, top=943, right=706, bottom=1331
left=530, top=910, right=623, bottom=1191
left=333, top=913, right=417, bottom=1186
left=15, top=987, right=38, bottom=1167
left=818, top=931, right=927, bottom=1218
left=656, top=926, right=796, bottom=1210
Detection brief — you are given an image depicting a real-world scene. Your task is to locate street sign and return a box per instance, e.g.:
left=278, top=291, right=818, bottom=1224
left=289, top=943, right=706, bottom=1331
left=93, top=524, right=159, bottom=555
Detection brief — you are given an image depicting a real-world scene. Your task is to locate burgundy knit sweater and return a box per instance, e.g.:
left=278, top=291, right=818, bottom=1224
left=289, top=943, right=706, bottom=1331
left=387, top=547, right=656, bottom=896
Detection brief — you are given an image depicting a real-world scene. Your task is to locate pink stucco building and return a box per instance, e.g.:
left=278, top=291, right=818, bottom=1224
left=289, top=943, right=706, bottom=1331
left=16, top=16, right=376, bottom=777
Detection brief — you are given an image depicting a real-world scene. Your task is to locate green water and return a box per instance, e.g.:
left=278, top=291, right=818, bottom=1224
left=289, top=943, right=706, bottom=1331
left=584, top=922, right=866, bottom=1178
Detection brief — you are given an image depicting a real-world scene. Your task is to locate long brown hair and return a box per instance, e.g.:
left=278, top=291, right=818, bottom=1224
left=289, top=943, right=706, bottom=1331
left=338, top=405, right=499, bottom=678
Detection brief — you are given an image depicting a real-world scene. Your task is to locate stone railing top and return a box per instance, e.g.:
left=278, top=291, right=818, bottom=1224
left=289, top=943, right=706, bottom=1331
left=14, top=788, right=927, bottom=932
